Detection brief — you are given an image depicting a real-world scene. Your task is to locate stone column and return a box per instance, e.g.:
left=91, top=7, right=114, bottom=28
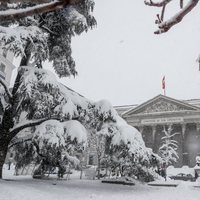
left=182, top=124, right=186, bottom=139
left=196, top=123, right=200, bottom=133
left=152, top=126, right=156, bottom=142
left=152, top=126, right=157, bottom=152
left=181, top=123, right=188, bottom=166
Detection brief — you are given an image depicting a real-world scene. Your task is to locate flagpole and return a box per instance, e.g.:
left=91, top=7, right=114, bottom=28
left=164, top=77, right=166, bottom=96
left=162, top=76, right=166, bottom=96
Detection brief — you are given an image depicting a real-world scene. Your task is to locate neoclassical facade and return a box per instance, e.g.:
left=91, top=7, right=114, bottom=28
left=115, top=95, right=200, bottom=167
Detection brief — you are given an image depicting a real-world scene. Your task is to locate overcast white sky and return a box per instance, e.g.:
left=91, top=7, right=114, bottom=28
left=13, top=0, right=200, bottom=106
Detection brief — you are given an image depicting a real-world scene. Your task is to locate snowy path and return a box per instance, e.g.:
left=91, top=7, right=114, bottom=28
left=1, top=176, right=200, bottom=200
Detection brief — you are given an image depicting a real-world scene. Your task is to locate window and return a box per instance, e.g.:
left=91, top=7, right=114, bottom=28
left=2, top=49, right=7, bottom=58
left=0, top=63, right=5, bottom=73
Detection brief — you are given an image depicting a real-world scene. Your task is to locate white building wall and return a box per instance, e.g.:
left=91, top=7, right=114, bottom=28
left=0, top=49, right=15, bottom=85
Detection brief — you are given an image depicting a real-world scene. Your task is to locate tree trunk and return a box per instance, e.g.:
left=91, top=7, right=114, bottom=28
left=0, top=42, right=31, bottom=179
left=97, top=156, right=101, bottom=180
left=0, top=145, right=8, bottom=179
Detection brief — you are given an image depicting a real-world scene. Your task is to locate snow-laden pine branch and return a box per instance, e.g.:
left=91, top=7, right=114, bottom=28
left=9, top=117, right=60, bottom=138
left=0, top=25, right=48, bottom=58
left=0, top=0, right=81, bottom=22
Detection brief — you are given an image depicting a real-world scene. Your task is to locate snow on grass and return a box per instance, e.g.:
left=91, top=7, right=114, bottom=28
left=167, top=165, right=196, bottom=176
left=1, top=167, right=200, bottom=200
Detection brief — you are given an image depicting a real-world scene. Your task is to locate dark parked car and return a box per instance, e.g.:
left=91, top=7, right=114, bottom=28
left=169, top=173, right=196, bottom=182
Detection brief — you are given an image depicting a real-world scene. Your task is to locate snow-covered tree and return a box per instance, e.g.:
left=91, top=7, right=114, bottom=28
left=0, top=0, right=96, bottom=75
left=97, top=115, right=161, bottom=181
left=0, top=67, right=159, bottom=180
left=145, top=0, right=199, bottom=34
left=159, top=126, right=179, bottom=166
left=0, top=0, right=96, bottom=179
left=3, top=68, right=120, bottom=178
left=70, top=98, right=160, bottom=181
left=0, top=0, right=159, bottom=181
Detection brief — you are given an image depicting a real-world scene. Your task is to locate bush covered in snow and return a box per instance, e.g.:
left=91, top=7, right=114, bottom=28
left=97, top=116, right=161, bottom=182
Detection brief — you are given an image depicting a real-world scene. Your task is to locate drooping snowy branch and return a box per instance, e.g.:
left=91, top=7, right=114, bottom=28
left=145, top=0, right=199, bottom=34
left=33, top=120, right=87, bottom=148
left=8, top=138, right=32, bottom=149
left=0, top=25, right=48, bottom=58
left=0, top=0, right=81, bottom=23
left=9, top=117, right=60, bottom=138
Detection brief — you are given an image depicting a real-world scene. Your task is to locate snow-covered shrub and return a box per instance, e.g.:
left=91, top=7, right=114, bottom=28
left=96, top=115, right=161, bottom=182
left=14, top=119, right=87, bottom=177
left=0, top=1, right=97, bottom=179
left=196, top=156, right=200, bottom=166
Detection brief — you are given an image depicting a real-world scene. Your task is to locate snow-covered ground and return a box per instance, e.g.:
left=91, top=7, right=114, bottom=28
left=1, top=166, right=200, bottom=200
left=167, top=165, right=196, bottom=176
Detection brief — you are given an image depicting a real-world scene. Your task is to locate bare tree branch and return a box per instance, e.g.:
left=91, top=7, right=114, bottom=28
left=41, top=25, right=59, bottom=36
left=180, top=0, right=184, bottom=8
left=0, top=78, right=12, bottom=101
left=8, top=138, right=31, bottom=149
left=144, top=0, right=172, bottom=7
left=161, top=4, right=166, bottom=21
left=145, top=0, right=199, bottom=34
left=155, top=0, right=199, bottom=34
left=0, top=0, right=81, bottom=22
left=9, top=114, right=79, bottom=138
left=33, top=141, right=46, bottom=158
left=1, top=0, right=51, bottom=3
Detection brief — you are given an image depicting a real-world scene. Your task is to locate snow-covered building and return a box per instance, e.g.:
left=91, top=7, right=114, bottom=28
left=115, top=94, right=200, bottom=168
left=0, top=49, right=15, bottom=84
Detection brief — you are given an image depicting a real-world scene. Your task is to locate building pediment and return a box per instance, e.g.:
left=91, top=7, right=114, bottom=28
left=122, top=94, right=200, bottom=117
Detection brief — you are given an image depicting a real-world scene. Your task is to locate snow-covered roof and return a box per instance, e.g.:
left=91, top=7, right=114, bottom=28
left=183, top=99, right=200, bottom=108
left=114, top=105, right=137, bottom=116
left=114, top=95, right=200, bottom=116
